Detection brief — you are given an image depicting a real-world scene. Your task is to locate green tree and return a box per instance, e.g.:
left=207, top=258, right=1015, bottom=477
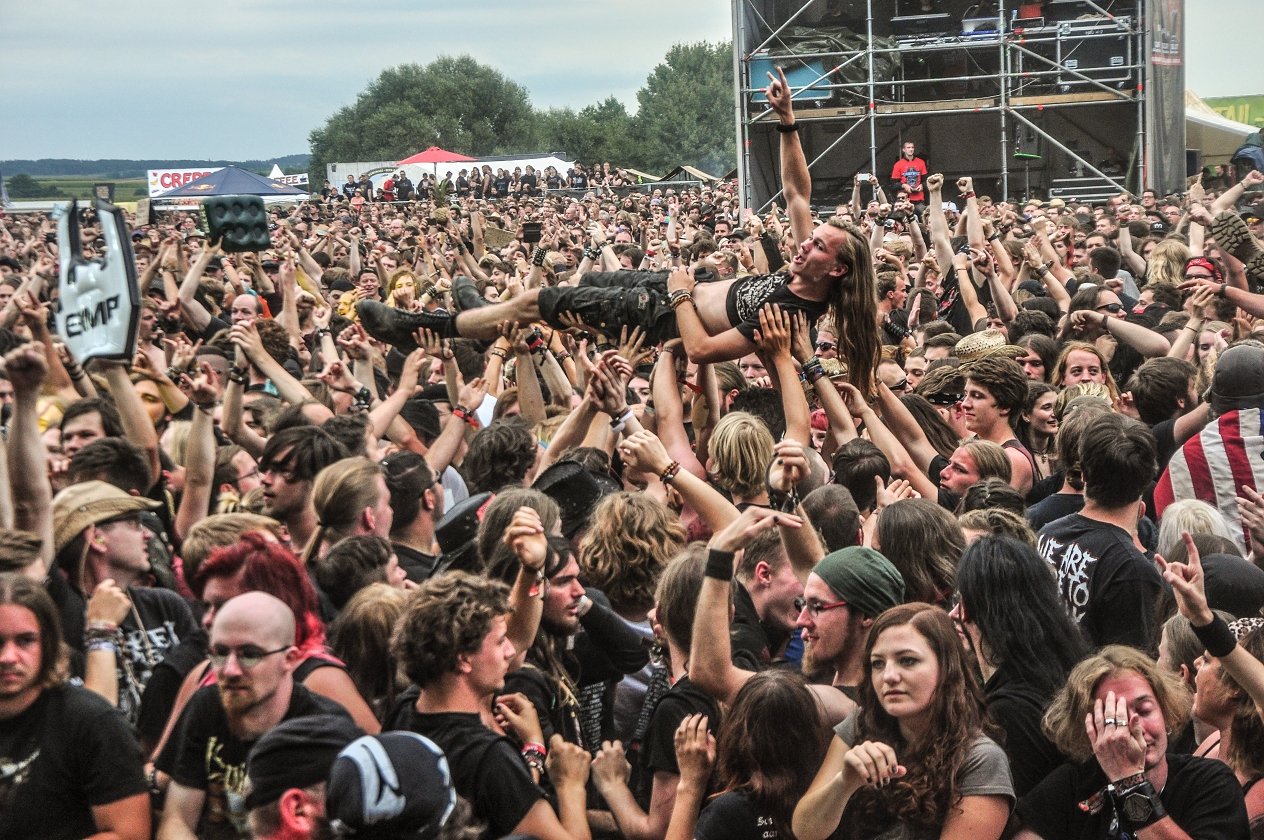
left=308, top=55, right=536, bottom=184
left=536, top=97, right=639, bottom=169
left=632, top=41, right=735, bottom=176
left=5, top=173, right=43, bottom=198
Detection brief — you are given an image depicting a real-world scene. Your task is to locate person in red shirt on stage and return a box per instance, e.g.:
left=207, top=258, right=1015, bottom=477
left=891, top=141, right=928, bottom=204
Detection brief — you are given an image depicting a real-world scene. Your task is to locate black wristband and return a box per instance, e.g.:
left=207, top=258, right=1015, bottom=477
left=704, top=549, right=736, bottom=581
left=775, top=122, right=800, bottom=133
left=1111, top=779, right=1167, bottom=833
left=1192, top=614, right=1238, bottom=658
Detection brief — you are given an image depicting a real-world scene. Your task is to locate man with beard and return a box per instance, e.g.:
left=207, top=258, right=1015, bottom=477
left=157, top=592, right=352, bottom=840
left=0, top=574, right=150, bottom=840
left=689, top=507, right=906, bottom=726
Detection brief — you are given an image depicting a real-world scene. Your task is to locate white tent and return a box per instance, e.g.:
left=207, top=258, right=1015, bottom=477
left=1187, top=91, right=1258, bottom=165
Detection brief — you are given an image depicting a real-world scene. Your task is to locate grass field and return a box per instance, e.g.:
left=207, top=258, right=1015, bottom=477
left=27, top=176, right=149, bottom=201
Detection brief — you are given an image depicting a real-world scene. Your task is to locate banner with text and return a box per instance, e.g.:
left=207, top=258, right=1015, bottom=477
left=148, top=167, right=223, bottom=197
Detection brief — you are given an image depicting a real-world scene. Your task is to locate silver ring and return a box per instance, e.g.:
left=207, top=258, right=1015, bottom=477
left=1103, top=718, right=1118, bottom=727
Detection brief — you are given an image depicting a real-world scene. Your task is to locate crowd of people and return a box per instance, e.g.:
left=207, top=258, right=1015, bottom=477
left=327, top=161, right=643, bottom=208
left=2, top=67, right=1264, bottom=840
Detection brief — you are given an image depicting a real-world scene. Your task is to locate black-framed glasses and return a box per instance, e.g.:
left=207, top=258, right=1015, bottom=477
left=209, top=645, right=291, bottom=669
left=794, top=597, right=849, bottom=617
left=815, top=341, right=837, bottom=352
left=1095, top=302, right=1124, bottom=314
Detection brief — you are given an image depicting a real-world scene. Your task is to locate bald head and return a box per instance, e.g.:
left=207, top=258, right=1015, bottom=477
left=213, top=591, right=297, bottom=648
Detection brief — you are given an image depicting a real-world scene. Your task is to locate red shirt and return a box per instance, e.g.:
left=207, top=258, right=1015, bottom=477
left=891, top=156, right=928, bottom=201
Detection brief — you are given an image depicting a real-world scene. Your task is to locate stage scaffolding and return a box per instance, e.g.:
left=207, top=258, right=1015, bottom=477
left=732, top=0, right=1186, bottom=210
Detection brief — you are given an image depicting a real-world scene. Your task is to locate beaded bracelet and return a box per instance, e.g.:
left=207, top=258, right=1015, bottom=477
left=659, top=461, right=681, bottom=483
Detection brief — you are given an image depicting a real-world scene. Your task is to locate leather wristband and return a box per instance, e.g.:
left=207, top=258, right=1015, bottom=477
left=775, top=122, right=799, bottom=133
left=1192, top=614, right=1237, bottom=658
left=705, top=548, right=736, bottom=580
left=1111, top=778, right=1167, bottom=832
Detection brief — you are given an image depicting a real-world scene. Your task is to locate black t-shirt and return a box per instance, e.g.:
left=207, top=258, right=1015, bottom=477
left=695, top=790, right=781, bottom=840
left=157, top=683, right=349, bottom=840
left=407, top=711, right=543, bottom=838
left=393, top=542, right=440, bottom=583
left=633, top=677, right=719, bottom=807
left=725, top=273, right=830, bottom=341
left=1037, top=514, right=1163, bottom=651
left=1017, top=753, right=1248, bottom=840
left=1026, top=492, right=1085, bottom=533
left=984, top=665, right=1063, bottom=797
left=0, top=684, right=147, bottom=840
left=115, top=586, right=199, bottom=727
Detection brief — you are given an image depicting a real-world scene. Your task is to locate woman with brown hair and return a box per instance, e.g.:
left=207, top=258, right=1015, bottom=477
left=674, top=669, right=830, bottom=840
left=794, top=604, right=1013, bottom=840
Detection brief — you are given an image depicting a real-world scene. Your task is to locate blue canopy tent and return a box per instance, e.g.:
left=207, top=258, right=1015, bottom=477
left=156, top=165, right=307, bottom=198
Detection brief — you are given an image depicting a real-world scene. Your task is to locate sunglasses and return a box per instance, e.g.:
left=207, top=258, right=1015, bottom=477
left=815, top=341, right=837, bottom=352
left=1095, top=302, right=1124, bottom=314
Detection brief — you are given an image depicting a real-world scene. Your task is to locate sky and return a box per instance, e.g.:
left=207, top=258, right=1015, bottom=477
left=0, top=0, right=1254, bottom=161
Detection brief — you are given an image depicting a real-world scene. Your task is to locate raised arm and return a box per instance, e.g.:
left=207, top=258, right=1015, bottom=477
left=754, top=305, right=811, bottom=445
left=925, top=174, right=955, bottom=274
left=176, top=243, right=220, bottom=334
left=689, top=508, right=799, bottom=705
left=766, top=67, right=814, bottom=245
left=174, top=366, right=220, bottom=541
left=101, top=362, right=161, bottom=490
left=1162, top=531, right=1264, bottom=717
left=2, top=343, right=53, bottom=579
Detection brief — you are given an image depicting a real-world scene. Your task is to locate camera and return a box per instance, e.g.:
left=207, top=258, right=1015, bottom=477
left=857, top=173, right=871, bottom=183
left=522, top=222, right=542, bottom=244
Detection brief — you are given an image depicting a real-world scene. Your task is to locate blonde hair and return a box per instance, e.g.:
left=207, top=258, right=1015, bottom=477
left=579, top=493, right=686, bottom=617
left=1145, top=238, right=1191, bottom=287
left=1051, top=341, right=1121, bottom=401
left=180, top=514, right=283, bottom=582
left=1043, top=646, right=1191, bottom=761
left=1155, top=499, right=1234, bottom=560
left=709, top=411, right=775, bottom=499
left=960, top=440, right=1012, bottom=484
left=303, top=457, right=385, bottom=564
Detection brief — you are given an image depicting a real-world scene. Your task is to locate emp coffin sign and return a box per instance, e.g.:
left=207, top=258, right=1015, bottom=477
left=55, top=199, right=140, bottom=363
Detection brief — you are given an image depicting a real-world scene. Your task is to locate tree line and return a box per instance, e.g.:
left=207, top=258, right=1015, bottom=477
left=307, top=43, right=735, bottom=186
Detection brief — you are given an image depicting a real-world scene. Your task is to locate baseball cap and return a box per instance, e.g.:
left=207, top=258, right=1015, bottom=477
left=327, top=732, right=457, bottom=839
left=52, top=481, right=161, bottom=552
left=1209, top=344, right=1264, bottom=415
left=811, top=546, right=905, bottom=618
left=245, top=714, right=363, bottom=810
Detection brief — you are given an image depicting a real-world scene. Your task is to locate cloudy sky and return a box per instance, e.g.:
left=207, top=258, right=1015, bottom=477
left=0, top=0, right=1253, bottom=161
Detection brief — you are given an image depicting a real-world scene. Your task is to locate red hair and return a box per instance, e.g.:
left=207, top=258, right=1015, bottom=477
left=193, top=531, right=326, bottom=653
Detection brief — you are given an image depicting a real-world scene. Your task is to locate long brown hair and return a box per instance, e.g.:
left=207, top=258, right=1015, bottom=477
left=848, top=604, right=991, bottom=835
left=714, top=670, right=827, bottom=839
left=826, top=218, right=881, bottom=397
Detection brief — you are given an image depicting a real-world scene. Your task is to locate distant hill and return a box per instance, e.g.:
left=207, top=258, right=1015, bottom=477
left=1, top=155, right=311, bottom=178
